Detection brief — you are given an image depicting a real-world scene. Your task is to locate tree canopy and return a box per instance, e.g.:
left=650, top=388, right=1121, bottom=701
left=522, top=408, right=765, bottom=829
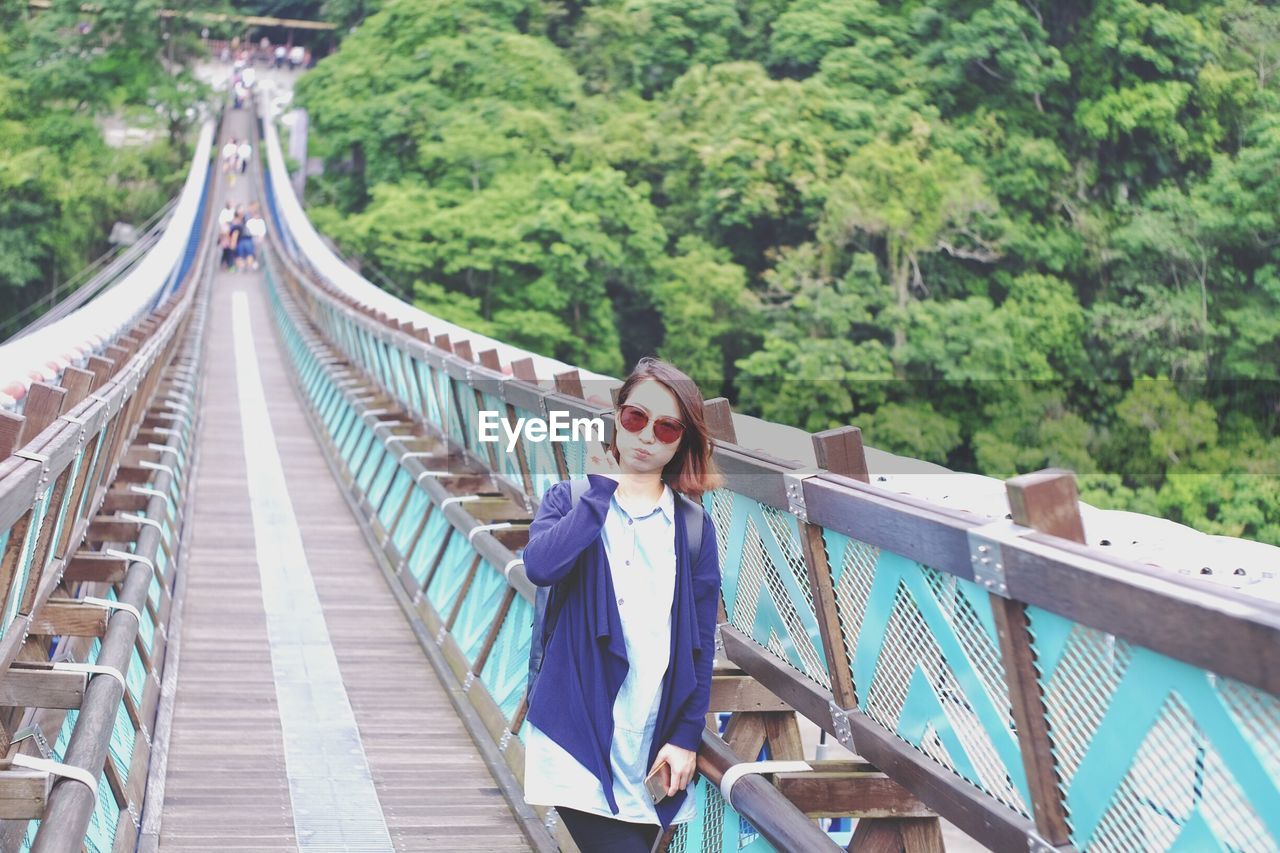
left=295, top=0, right=1280, bottom=545
left=0, top=0, right=201, bottom=333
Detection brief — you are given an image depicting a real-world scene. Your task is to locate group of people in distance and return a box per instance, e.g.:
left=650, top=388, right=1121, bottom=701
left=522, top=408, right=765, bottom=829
left=217, top=202, right=266, bottom=273
left=219, top=37, right=312, bottom=72
left=220, top=137, right=253, bottom=184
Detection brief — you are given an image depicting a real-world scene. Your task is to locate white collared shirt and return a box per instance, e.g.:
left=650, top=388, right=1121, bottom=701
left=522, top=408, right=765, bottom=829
left=524, top=481, right=695, bottom=824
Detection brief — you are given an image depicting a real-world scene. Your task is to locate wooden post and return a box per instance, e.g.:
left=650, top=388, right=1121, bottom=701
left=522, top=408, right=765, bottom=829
left=23, top=383, right=68, bottom=438
left=797, top=428, right=864, bottom=710
left=104, top=345, right=130, bottom=372
left=59, top=368, right=96, bottom=409
left=453, top=340, right=474, bottom=363
left=702, top=397, right=736, bottom=444
left=0, top=412, right=25, bottom=462
left=85, top=356, right=114, bottom=388
left=509, top=358, right=538, bottom=384
left=813, top=426, right=869, bottom=484
left=993, top=468, right=1078, bottom=846
left=478, top=349, right=502, bottom=372
left=553, top=370, right=585, bottom=400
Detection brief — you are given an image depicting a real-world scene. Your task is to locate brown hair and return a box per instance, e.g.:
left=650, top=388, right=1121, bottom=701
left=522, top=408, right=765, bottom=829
left=607, top=357, right=724, bottom=500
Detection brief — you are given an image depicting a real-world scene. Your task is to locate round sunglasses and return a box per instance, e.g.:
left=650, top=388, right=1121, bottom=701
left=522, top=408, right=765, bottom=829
left=616, top=403, right=686, bottom=444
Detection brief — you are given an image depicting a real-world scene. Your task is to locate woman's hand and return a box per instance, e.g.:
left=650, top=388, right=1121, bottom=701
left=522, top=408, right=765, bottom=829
left=650, top=743, right=697, bottom=797
left=585, top=440, right=623, bottom=483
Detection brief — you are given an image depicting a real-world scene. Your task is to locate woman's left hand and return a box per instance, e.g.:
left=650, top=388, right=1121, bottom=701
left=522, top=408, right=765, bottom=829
left=651, top=743, right=698, bottom=797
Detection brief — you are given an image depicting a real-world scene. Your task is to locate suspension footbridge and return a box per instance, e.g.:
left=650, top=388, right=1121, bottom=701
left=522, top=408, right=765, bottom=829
left=0, top=74, right=1276, bottom=853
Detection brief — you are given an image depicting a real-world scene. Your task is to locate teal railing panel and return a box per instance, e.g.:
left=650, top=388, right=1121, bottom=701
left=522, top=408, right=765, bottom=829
left=1028, top=607, right=1280, bottom=851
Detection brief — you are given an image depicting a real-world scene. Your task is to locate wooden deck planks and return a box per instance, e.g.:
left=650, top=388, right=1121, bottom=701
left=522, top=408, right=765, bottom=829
left=159, top=261, right=297, bottom=851
left=158, top=249, right=531, bottom=849
left=250, top=274, right=532, bottom=851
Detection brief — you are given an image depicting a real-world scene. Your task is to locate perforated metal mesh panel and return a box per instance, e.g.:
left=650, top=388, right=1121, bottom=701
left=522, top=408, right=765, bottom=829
left=392, top=489, right=432, bottom=555
left=4, top=486, right=49, bottom=632
left=405, top=510, right=450, bottom=586
left=452, top=562, right=508, bottom=664
left=824, top=530, right=1029, bottom=816
left=83, top=772, right=119, bottom=853
left=376, top=469, right=411, bottom=531
left=424, top=534, right=475, bottom=613
left=668, top=776, right=775, bottom=852
left=480, top=390, right=525, bottom=486
left=1027, top=606, right=1280, bottom=851
left=561, top=435, right=588, bottom=480
left=716, top=490, right=830, bottom=691
left=108, top=697, right=136, bottom=779
left=366, top=453, right=399, bottom=508
left=480, top=593, right=533, bottom=720
left=524, top=421, right=560, bottom=498
left=413, top=357, right=445, bottom=427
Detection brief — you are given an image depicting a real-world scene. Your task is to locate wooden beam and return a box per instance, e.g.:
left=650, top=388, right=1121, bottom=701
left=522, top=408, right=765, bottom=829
left=0, top=412, right=25, bottom=462
left=773, top=765, right=934, bottom=819
left=703, top=397, right=736, bottom=444
left=709, top=674, right=792, bottom=713
left=803, top=428, right=864, bottom=709
left=0, top=667, right=88, bottom=710
left=510, top=358, right=537, bottom=383
left=553, top=370, right=584, bottom=400
left=104, top=345, right=130, bottom=371
left=23, top=383, right=67, bottom=438
left=63, top=552, right=129, bottom=584
left=813, top=425, right=869, bottom=484
left=992, top=468, right=1078, bottom=846
left=763, top=711, right=805, bottom=760
left=0, top=770, right=50, bottom=820
left=847, top=817, right=945, bottom=853
left=59, top=367, right=96, bottom=409
left=87, top=517, right=142, bottom=544
left=85, top=356, right=114, bottom=387
left=29, top=600, right=109, bottom=638
left=722, top=712, right=768, bottom=762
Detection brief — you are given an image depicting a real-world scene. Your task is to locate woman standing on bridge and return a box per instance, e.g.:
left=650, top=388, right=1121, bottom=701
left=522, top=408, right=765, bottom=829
left=522, top=357, right=723, bottom=853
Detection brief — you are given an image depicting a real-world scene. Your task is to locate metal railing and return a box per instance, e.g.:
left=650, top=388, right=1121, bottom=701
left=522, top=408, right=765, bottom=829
left=0, top=113, right=218, bottom=852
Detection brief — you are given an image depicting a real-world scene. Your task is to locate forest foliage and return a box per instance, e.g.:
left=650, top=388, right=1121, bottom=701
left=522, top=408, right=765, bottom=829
left=293, top=0, right=1280, bottom=543
left=0, top=0, right=199, bottom=331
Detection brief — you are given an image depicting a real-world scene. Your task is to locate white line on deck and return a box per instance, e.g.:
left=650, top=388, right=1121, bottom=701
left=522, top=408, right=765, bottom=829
left=231, top=291, right=394, bottom=852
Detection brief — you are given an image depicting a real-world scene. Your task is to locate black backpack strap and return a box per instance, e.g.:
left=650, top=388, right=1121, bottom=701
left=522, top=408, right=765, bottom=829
left=676, top=493, right=705, bottom=564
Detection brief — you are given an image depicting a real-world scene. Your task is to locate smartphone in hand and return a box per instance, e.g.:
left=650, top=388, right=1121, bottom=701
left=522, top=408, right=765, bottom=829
left=644, top=763, right=671, bottom=804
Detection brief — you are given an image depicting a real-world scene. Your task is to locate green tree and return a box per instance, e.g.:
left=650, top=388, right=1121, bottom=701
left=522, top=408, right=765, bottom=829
left=915, top=0, right=1069, bottom=115
left=818, top=129, right=1002, bottom=371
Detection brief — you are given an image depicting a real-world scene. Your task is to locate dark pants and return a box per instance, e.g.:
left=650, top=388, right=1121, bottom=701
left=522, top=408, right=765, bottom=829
left=558, top=807, right=659, bottom=853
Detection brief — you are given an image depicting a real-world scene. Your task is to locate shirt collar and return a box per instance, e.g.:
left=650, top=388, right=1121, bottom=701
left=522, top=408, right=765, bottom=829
left=656, top=481, right=675, bottom=523
left=614, top=481, right=676, bottom=523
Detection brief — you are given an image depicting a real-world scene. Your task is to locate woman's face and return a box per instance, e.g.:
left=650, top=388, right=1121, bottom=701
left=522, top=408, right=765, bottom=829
left=613, top=378, right=684, bottom=475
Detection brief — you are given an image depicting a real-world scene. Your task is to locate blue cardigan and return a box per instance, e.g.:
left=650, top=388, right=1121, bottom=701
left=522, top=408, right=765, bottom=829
left=522, top=474, right=721, bottom=830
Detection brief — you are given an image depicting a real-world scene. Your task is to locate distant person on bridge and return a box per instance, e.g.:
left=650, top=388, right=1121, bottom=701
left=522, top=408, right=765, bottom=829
left=521, top=357, right=724, bottom=852
left=275, top=44, right=286, bottom=68
left=240, top=205, right=265, bottom=271
left=220, top=139, right=237, bottom=176
left=225, top=211, right=245, bottom=271
left=237, top=140, right=252, bottom=174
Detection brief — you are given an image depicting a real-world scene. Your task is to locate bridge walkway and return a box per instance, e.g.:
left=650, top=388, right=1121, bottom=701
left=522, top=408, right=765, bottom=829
left=157, top=104, right=531, bottom=851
